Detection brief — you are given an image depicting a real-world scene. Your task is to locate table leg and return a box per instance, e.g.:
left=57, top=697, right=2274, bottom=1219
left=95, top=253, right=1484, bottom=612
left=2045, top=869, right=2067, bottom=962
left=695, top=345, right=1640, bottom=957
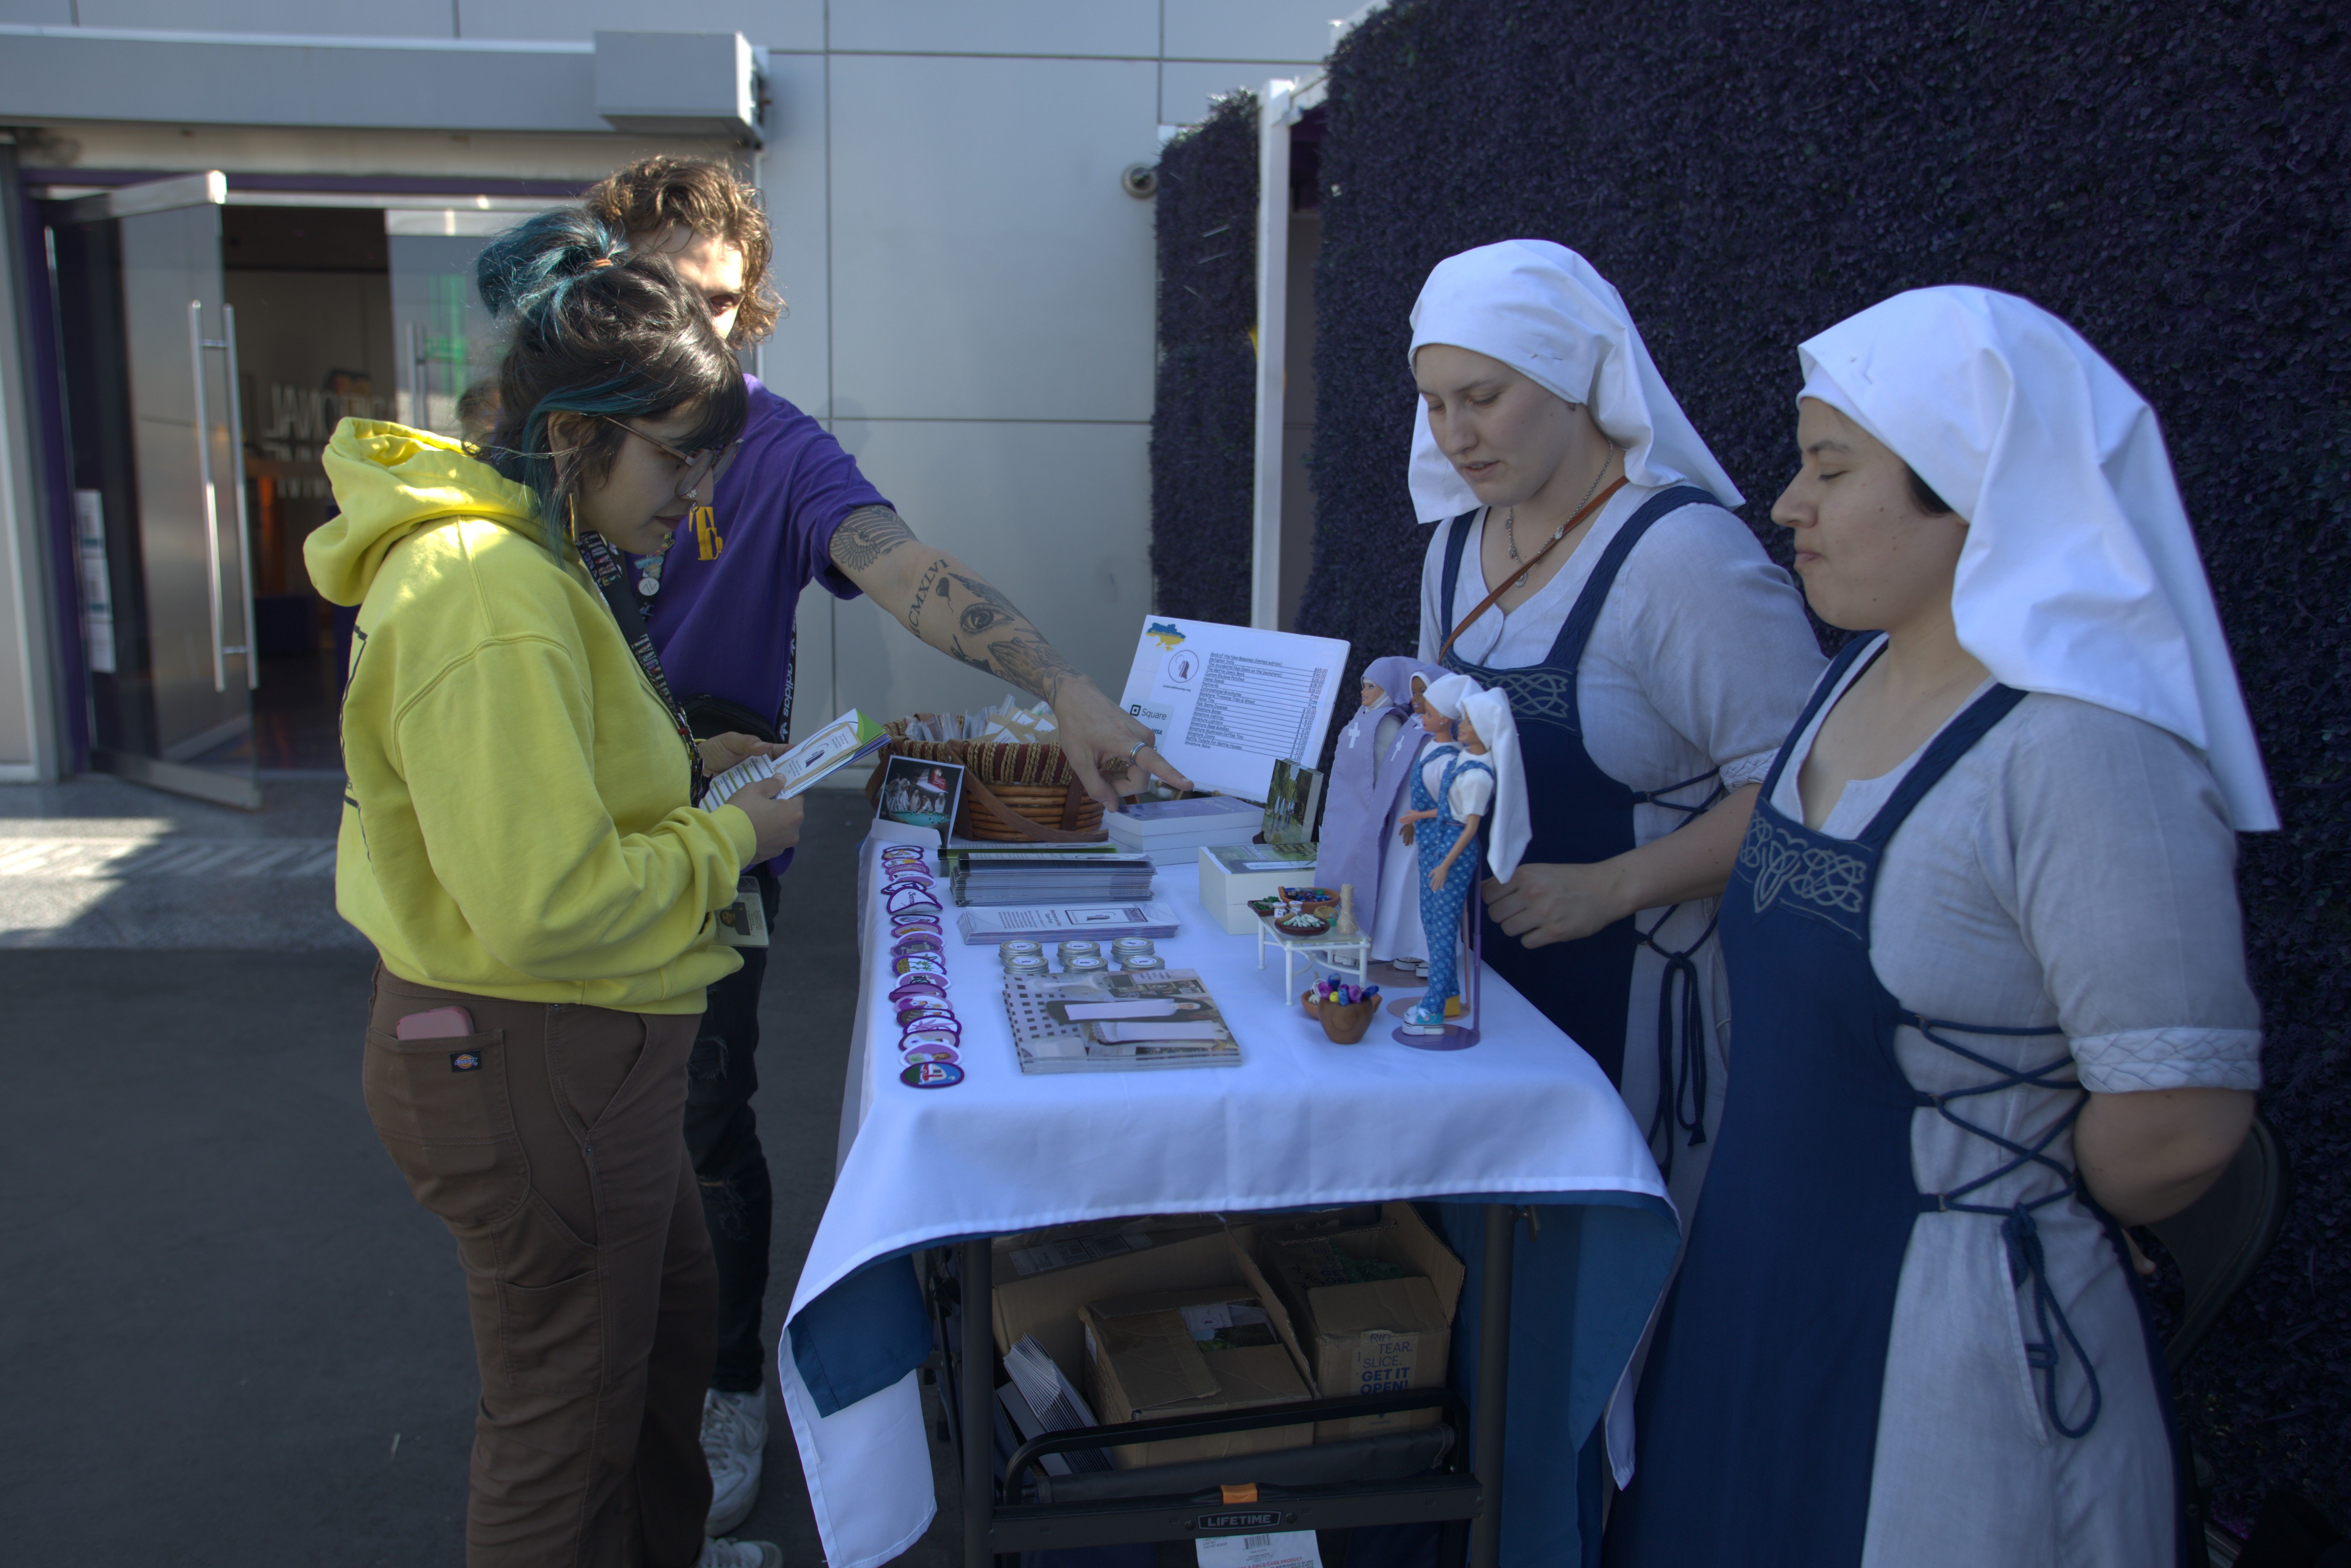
left=1471, top=1204, right=1515, bottom=1568
left=960, top=1238, right=993, bottom=1568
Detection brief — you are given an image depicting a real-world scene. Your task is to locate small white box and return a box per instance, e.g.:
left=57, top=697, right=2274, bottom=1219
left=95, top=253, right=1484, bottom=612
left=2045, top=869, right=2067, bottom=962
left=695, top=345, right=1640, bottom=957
left=1197, top=843, right=1319, bottom=936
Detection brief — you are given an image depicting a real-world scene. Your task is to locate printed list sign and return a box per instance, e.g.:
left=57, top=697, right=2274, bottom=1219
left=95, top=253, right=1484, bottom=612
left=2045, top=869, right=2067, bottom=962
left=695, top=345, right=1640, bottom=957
left=1117, top=617, right=1350, bottom=802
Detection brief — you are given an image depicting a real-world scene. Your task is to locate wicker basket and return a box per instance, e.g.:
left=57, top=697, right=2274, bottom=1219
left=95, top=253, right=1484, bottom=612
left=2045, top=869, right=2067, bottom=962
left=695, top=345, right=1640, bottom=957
left=865, top=724, right=1108, bottom=843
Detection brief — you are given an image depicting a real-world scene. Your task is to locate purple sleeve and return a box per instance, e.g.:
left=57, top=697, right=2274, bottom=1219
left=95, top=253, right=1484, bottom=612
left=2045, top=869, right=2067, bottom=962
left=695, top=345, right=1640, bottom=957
left=721, top=384, right=891, bottom=603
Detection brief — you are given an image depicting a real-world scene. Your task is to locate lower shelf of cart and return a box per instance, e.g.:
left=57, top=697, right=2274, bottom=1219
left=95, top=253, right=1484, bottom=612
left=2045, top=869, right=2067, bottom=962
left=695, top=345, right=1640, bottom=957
left=991, top=1470, right=1481, bottom=1552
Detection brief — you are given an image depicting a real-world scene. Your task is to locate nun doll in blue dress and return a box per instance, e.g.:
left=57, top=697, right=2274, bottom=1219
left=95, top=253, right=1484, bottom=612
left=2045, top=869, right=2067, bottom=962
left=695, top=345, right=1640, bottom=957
left=1610, top=287, right=2271, bottom=1568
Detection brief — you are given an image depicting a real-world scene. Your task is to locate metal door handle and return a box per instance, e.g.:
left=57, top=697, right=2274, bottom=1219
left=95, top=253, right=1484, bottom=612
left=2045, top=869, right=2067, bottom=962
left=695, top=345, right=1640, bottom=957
left=188, top=300, right=227, bottom=693
left=221, top=304, right=257, bottom=691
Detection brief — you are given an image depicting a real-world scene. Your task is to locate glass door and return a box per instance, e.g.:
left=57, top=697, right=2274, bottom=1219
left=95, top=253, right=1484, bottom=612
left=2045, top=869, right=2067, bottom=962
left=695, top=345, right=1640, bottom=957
left=46, top=172, right=259, bottom=809
left=386, top=209, right=514, bottom=439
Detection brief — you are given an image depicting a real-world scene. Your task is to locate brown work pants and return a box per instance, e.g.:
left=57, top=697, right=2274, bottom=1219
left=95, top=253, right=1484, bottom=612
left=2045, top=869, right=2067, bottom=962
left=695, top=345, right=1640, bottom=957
left=363, top=965, right=716, bottom=1568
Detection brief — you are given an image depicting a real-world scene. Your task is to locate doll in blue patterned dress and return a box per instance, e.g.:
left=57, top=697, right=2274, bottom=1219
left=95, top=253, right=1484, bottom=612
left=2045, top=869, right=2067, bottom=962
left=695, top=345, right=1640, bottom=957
left=1397, top=681, right=1527, bottom=1032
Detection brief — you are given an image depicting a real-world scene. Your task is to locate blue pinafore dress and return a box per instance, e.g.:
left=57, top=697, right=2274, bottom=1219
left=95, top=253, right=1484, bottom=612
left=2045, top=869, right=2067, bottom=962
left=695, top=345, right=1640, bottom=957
left=1607, top=638, right=2182, bottom=1567
left=1429, top=488, right=1726, bottom=1566
left=1413, top=748, right=1491, bottom=1017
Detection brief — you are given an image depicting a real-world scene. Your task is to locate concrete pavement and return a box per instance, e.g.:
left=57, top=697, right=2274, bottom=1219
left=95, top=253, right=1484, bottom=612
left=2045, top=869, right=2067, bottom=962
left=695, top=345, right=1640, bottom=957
left=0, top=777, right=964, bottom=1565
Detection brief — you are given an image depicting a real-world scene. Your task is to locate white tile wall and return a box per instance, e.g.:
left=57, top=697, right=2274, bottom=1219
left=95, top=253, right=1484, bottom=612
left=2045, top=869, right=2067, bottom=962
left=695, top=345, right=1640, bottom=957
left=0, top=0, right=75, bottom=25
left=460, top=0, right=824, bottom=50
left=827, top=0, right=1159, bottom=59
left=821, top=419, right=1152, bottom=726
left=1162, top=0, right=1345, bottom=63
left=755, top=52, right=832, bottom=414
left=76, top=0, right=456, bottom=35
left=826, top=53, right=1160, bottom=423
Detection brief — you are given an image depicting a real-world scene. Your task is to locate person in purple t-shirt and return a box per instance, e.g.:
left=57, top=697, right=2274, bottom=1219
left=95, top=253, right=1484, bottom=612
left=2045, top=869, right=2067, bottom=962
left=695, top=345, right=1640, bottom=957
left=585, top=158, right=1190, bottom=1543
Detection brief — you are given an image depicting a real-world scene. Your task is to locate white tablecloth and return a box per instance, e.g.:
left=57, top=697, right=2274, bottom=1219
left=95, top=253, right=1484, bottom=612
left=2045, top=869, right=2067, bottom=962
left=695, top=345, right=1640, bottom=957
left=782, top=829, right=1673, bottom=1568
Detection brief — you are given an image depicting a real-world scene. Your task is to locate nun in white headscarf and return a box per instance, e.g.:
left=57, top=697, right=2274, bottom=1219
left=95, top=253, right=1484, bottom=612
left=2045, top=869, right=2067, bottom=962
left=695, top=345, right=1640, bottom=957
left=1409, top=239, right=1826, bottom=1214
left=1612, top=287, right=2268, bottom=1568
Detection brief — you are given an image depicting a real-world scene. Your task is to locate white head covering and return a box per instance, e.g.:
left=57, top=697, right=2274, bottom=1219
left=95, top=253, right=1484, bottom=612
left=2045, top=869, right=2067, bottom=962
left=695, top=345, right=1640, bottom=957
left=1458, top=687, right=1529, bottom=881
left=1422, top=671, right=1480, bottom=720
left=1798, top=286, right=2275, bottom=831
left=1406, top=239, right=1744, bottom=524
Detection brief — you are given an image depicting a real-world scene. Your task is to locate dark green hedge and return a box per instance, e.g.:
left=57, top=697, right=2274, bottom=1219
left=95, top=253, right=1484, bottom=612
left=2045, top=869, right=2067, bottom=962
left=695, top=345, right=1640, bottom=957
left=1149, top=93, right=1261, bottom=626
left=1152, top=0, right=2349, bottom=1532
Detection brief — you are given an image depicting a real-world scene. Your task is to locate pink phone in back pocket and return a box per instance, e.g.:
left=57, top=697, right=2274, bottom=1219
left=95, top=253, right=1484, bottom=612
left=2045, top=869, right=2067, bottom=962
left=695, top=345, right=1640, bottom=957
left=395, top=1005, right=475, bottom=1040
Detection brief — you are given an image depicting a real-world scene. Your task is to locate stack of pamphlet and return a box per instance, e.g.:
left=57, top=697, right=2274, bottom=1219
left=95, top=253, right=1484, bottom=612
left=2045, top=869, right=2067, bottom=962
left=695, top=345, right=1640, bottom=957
left=951, top=851, right=1156, bottom=907
left=1004, top=967, right=1241, bottom=1072
left=1103, top=795, right=1265, bottom=866
left=957, top=901, right=1181, bottom=945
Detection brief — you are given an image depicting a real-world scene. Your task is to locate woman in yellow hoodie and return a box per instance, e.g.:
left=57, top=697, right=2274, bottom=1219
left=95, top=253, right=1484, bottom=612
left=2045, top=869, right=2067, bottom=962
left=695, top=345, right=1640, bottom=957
left=308, top=211, right=800, bottom=1568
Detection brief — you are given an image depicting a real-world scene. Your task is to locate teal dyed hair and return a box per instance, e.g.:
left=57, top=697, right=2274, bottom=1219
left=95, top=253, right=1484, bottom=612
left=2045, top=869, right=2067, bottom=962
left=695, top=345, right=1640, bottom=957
left=470, top=207, right=747, bottom=550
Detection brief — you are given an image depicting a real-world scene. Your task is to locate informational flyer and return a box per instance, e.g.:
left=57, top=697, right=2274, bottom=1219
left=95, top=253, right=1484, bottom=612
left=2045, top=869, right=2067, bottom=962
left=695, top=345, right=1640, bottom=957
left=1116, top=617, right=1351, bottom=802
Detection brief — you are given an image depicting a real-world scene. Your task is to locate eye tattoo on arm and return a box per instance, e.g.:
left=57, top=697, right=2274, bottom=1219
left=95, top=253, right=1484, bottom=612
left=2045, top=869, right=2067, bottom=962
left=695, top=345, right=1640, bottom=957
left=946, top=572, right=1025, bottom=639
left=830, top=505, right=918, bottom=573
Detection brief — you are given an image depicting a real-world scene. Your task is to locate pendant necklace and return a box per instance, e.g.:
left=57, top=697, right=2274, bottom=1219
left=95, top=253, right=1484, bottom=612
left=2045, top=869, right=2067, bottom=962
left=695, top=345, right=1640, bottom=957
left=1504, top=453, right=1610, bottom=586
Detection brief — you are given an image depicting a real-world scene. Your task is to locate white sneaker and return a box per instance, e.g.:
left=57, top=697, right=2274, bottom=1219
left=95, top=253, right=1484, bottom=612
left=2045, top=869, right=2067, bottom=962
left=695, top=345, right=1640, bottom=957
left=697, top=1539, right=782, bottom=1568
left=701, top=1388, right=768, bottom=1537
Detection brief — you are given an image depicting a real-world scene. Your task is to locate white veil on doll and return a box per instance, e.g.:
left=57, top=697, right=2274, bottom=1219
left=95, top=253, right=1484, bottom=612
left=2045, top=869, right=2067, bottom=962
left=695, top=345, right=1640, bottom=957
left=1459, top=686, right=1529, bottom=881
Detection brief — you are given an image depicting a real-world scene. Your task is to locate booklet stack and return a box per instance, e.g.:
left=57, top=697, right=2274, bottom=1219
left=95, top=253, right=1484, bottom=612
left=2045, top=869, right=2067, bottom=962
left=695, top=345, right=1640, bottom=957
left=1103, top=795, right=1265, bottom=867
left=957, top=901, right=1182, bottom=945
left=951, top=851, right=1156, bottom=907
left=1004, top=966, right=1241, bottom=1073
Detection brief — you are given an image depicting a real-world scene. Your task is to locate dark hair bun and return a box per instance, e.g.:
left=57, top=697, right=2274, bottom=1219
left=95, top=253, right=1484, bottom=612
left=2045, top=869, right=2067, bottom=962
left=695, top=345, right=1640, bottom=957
left=476, top=208, right=632, bottom=322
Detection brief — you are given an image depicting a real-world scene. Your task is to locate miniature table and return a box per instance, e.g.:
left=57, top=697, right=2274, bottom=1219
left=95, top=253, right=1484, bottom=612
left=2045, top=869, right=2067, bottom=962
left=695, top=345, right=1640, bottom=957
left=1253, top=911, right=1372, bottom=993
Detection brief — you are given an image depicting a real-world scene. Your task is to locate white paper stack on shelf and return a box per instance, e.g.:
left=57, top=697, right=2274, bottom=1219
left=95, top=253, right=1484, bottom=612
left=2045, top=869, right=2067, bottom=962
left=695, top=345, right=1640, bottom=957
left=998, top=1335, right=1111, bottom=1477
left=956, top=901, right=1181, bottom=945
left=1103, top=795, right=1264, bottom=866
left=950, top=852, right=1156, bottom=907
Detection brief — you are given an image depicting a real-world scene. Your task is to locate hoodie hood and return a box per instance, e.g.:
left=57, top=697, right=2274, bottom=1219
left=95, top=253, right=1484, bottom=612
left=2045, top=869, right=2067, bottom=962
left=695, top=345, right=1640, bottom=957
left=308, top=419, right=545, bottom=607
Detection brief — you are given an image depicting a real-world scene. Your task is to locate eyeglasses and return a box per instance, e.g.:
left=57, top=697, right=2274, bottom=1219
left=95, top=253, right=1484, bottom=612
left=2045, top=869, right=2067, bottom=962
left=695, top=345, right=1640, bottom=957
left=603, top=417, right=725, bottom=503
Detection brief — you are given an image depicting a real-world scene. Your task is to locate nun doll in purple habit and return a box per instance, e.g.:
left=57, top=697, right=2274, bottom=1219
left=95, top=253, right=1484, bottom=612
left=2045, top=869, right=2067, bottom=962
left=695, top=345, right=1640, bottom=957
left=1319, top=657, right=1450, bottom=967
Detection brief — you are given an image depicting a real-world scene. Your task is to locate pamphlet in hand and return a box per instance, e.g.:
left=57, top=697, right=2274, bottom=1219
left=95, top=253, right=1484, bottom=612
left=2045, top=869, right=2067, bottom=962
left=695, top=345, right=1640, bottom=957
left=704, top=709, right=886, bottom=808
left=1005, top=967, right=1241, bottom=1072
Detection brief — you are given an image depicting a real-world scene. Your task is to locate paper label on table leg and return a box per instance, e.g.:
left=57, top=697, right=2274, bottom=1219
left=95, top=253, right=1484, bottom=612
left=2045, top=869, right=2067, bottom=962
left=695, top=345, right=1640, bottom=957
left=1197, top=1529, right=1323, bottom=1568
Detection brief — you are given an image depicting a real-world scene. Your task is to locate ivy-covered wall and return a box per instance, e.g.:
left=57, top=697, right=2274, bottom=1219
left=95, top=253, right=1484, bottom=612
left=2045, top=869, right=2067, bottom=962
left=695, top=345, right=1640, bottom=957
left=1148, top=93, right=1260, bottom=626
left=1149, top=0, right=2349, bottom=1533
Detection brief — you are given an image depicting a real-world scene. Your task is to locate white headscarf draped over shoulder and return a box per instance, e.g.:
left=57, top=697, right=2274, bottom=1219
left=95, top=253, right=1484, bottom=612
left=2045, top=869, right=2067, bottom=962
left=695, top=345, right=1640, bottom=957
left=1798, top=286, right=2276, bottom=831
left=1459, top=687, right=1530, bottom=881
left=1406, top=239, right=1744, bottom=524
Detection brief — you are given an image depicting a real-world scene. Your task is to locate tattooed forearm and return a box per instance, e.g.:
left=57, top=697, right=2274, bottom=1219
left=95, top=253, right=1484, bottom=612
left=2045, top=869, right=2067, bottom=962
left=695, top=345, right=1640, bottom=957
left=946, top=571, right=1026, bottom=639
left=983, top=633, right=1082, bottom=703
left=830, top=505, right=918, bottom=573
left=906, top=557, right=946, bottom=635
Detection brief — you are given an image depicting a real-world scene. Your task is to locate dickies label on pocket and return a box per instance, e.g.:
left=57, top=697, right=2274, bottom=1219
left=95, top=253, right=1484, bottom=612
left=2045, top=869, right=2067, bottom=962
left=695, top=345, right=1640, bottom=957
left=450, top=1050, right=484, bottom=1072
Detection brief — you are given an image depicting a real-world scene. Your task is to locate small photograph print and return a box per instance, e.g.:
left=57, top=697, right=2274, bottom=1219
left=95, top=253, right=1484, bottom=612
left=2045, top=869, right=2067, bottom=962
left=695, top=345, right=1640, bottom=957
left=876, top=754, right=966, bottom=833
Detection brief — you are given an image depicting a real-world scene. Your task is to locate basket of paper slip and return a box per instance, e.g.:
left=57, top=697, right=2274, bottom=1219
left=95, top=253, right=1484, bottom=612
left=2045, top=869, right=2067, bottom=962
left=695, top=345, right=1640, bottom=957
left=865, top=695, right=1108, bottom=843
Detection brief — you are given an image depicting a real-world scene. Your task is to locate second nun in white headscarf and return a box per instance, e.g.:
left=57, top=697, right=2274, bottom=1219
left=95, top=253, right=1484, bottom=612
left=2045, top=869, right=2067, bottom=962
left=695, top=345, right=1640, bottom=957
left=1409, top=239, right=1826, bottom=1212
left=1612, top=286, right=2269, bottom=1568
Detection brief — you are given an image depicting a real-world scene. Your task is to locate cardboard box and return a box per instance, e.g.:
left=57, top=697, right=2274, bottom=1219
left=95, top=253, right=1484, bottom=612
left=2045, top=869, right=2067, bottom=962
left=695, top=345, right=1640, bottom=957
left=1257, top=1202, right=1465, bottom=1440
left=1080, top=1264, right=1316, bottom=1469
left=1197, top=843, right=1321, bottom=936
left=991, top=1223, right=1242, bottom=1394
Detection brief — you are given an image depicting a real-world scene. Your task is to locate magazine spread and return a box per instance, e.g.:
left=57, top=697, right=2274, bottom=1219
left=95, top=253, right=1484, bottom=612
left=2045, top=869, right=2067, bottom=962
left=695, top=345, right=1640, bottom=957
left=1003, top=967, right=1242, bottom=1073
